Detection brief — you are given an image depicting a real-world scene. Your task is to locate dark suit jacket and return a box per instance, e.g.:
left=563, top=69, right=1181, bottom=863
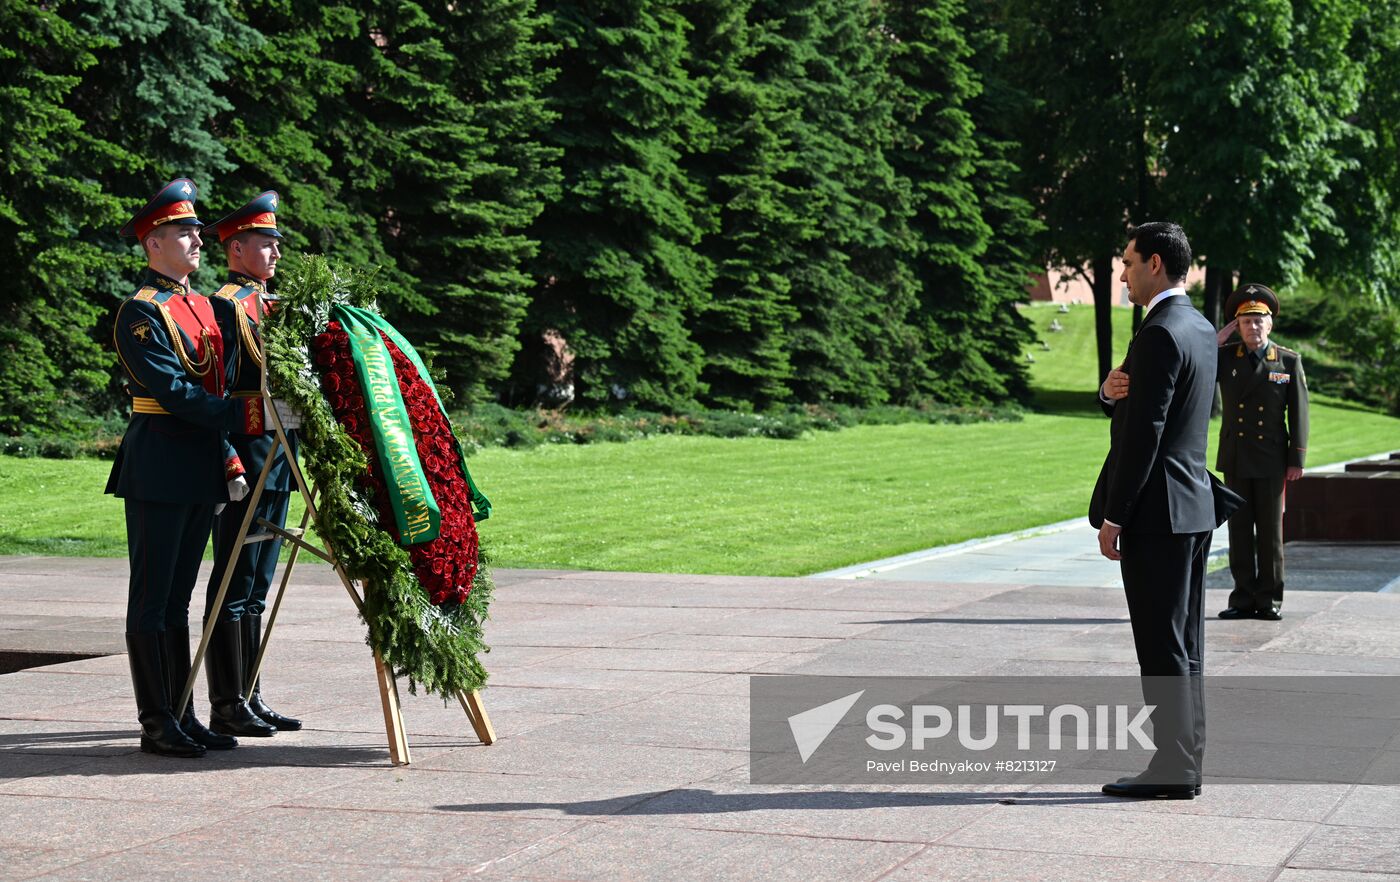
left=1089, top=296, right=1219, bottom=534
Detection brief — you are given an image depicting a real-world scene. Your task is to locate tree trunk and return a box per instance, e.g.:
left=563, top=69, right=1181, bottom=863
left=1203, top=265, right=1228, bottom=328
left=1092, top=254, right=1114, bottom=384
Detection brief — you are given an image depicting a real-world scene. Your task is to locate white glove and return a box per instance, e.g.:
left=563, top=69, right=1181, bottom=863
left=214, top=503, right=226, bottom=516
left=269, top=398, right=303, bottom=430
left=228, top=475, right=250, bottom=503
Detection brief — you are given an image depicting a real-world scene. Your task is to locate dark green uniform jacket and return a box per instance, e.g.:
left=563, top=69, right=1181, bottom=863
left=209, top=273, right=297, bottom=491
left=106, top=269, right=261, bottom=503
left=1215, top=341, right=1309, bottom=478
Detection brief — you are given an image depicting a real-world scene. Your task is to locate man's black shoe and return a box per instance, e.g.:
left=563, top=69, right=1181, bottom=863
left=1255, top=607, right=1282, bottom=621
left=1115, top=775, right=1200, bottom=796
left=1102, top=779, right=1197, bottom=799
left=1217, top=607, right=1252, bottom=620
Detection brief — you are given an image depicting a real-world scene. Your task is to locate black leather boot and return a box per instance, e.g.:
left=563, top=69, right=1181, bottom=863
left=244, top=613, right=301, bottom=731
left=125, top=632, right=204, bottom=758
left=205, top=618, right=276, bottom=737
left=162, top=626, right=238, bottom=750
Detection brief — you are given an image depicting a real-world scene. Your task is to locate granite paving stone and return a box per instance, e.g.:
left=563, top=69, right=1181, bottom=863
left=0, top=846, right=89, bottom=882
left=1325, top=785, right=1400, bottom=829
left=134, top=804, right=588, bottom=872
left=1288, top=824, right=1400, bottom=873
left=940, top=804, right=1315, bottom=866
left=499, top=821, right=924, bottom=882
left=880, top=845, right=1276, bottom=882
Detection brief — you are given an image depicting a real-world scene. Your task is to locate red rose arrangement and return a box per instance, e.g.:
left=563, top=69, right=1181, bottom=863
left=309, top=320, right=480, bottom=606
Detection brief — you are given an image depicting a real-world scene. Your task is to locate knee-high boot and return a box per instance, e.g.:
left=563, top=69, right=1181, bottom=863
left=162, top=626, right=238, bottom=750
left=205, top=619, right=276, bottom=737
left=125, top=632, right=204, bottom=758
left=244, top=613, right=301, bottom=731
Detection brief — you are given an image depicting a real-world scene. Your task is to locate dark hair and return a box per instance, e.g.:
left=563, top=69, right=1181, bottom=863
left=1126, top=222, right=1192, bottom=281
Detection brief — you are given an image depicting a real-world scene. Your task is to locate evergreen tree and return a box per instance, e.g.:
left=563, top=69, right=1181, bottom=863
left=680, top=0, right=800, bottom=410
left=884, top=0, right=997, bottom=404
left=755, top=0, right=910, bottom=406
left=959, top=2, right=1039, bottom=404
left=217, top=1, right=559, bottom=403
left=213, top=1, right=394, bottom=284
left=64, top=0, right=260, bottom=297
left=0, top=0, right=125, bottom=434
left=518, top=1, right=712, bottom=410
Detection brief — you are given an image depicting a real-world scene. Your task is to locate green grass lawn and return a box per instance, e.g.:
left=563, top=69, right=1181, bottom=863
left=3, top=302, right=1396, bottom=575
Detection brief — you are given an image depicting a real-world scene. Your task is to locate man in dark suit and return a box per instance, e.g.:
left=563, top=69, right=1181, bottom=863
left=1090, top=222, right=1228, bottom=799
left=1214, top=284, right=1309, bottom=621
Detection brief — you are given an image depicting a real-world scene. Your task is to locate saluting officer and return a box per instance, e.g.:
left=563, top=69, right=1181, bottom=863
left=109, top=179, right=266, bottom=757
left=1215, top=284, right=1310, bottom=621
left=202, top=191, right=302, bottom=737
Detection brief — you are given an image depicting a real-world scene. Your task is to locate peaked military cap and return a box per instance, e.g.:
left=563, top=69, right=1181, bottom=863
left=210, top=190, right=283, bottom=242
left=1226, top=283, right=1279, bottom=319
left=119, top=178, right=202, bottom=240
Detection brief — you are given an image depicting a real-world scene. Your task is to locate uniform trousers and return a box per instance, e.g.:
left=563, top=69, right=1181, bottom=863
left=1224, top=472, right=1286, bottom=612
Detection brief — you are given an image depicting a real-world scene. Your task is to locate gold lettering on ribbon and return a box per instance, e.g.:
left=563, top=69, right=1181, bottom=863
left=349, top=323, right=436, bottom=543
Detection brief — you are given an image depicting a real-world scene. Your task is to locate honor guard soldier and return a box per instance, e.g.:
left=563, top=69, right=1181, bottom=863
left=1215, top=284, right=1310, bottom=621
left=202, top=190, right=302, bottom=737
left=108, top=178, right=266, bottom=758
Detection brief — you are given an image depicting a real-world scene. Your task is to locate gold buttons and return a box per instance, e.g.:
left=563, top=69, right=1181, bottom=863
left=1238, top=418, right=1243, bottom=423
left=1257, top=435, right=1264, bottom=440
left=1258, top=405, right=1264, bottom=411
left=1238, top=404, right=1244, bottom=409
left=1258, top=421, right=1263, bottom=426
left=1238, top=432, right=1244, bottom=437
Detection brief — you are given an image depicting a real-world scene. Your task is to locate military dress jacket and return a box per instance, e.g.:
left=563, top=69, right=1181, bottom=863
left=106, top=269, right=263, bottom=503
left=1215, top=341, right=1309, bottom=479
left=210, top=272, right=297, bottom=492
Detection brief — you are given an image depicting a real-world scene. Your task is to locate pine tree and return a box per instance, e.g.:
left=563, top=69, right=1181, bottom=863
left=213, top=1, right=394, bottom=284
left=883, top=0, right=990, bottom=404
left=0, top=0, right=125, bottom=434
left=374, top=0, right=561, bottom=403
left=754, top=0, right=910, bottom=406
left=64, top=0, right=260, bottom=297
left=680, top=0, right=800, bottom=410
left=518, top=1, right=712, bottom=410
left=885, top=0, right=1038, bottom=405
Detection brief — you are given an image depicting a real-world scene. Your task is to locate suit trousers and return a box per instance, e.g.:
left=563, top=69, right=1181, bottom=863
left=1224, top=472, right=1286, bottom=612
left=206, top=490, right=290, bottom=622
left=125, top=499, right=216, bottom=633
left=1120, top=529, right=1212, bottom=783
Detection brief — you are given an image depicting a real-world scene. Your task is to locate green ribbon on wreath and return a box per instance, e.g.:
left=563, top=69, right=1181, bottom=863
left=332, top=303, right=441, bottom=546
left=331, top=303, right=492, bottom=525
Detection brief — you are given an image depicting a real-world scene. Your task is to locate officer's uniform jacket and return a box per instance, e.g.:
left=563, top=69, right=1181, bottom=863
left=1215, top=340, right=1309, bottom=479
left=210, top=272, right=297, bottom=492
left=106, top=269, right=263, bottom=503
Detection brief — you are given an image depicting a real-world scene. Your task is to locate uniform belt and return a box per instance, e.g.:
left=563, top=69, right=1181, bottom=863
left=131, top=396, right=170, bottom=415
left=231, top=390, right=263, bottom=399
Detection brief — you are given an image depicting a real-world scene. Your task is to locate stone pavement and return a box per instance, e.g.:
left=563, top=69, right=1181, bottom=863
left=2, top=555, right=1400, bottom=881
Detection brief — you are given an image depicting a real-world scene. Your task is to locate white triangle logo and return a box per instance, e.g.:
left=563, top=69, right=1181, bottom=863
left=788, top=690, right=864, bottom=763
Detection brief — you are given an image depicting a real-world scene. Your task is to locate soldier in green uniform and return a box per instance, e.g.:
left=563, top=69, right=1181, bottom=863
left=201, top=191, right=302, bottom=737
left=1215, top=284, right=1310, bottom=621
left=109, top=179, right=266, bottom=757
